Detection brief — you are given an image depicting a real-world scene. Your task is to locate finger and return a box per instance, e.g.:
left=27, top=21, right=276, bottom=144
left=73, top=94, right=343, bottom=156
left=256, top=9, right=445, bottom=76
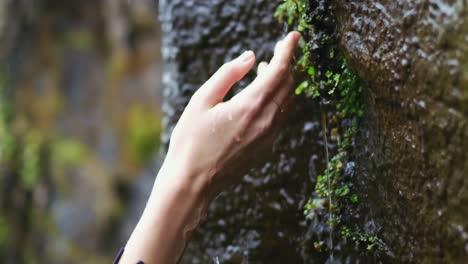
left=241, top=32, right=300, bottom=102
left=272, top=72, right=294, bottom=106
left=270, top=32, right=300, bottom=66
left=198, top=50, right=256, bottom=106
left=273, top=39, right=283, bottom=56
left=257, top=61, right=268, bottom=75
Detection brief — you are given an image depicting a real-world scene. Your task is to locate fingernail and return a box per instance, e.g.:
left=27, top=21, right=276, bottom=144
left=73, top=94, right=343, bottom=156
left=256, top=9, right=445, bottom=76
left=238, top=50, right=254, bottom=62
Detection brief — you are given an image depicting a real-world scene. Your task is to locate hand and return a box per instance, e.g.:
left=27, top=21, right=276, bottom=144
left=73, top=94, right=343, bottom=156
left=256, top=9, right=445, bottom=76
left=166, top=31, right=301, bottom=197
left=120, top=32, right=301, bottom=264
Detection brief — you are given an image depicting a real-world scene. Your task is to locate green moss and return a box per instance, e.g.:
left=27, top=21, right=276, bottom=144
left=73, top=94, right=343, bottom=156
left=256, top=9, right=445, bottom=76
left=341, top=226, right=380, bottom=251
left=274, top=0, right=311, bottom=32
left=276, top=0, right=383, bottom=253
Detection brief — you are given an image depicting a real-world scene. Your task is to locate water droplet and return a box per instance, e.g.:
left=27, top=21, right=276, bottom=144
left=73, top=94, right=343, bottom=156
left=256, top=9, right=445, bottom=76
left=417, top=100, right=426, bottom=109
left=280, top=188, right=294, bottom=205
left=269, top=202, right=281, bottom=211
left=401, top=58, right=409, bottom=66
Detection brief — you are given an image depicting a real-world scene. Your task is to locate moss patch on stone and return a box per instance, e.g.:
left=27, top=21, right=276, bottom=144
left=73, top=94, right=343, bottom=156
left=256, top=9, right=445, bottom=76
left=275, top=0, right=384, bottom=254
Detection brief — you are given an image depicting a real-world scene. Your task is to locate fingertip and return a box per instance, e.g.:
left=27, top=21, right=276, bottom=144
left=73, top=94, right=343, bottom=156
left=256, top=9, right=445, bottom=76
left=257, top=61, right=268, bottom=74
left=291, top=31, right=301, bottom=41
left=202, top=50, right=256, bottom=105
left=235, top=50, right=256, bottom=74
left=237, top=50, right=255, bottom=63
left=250, top=51, right=257, bottom=64
left=286, top=31, right=301, bottom=47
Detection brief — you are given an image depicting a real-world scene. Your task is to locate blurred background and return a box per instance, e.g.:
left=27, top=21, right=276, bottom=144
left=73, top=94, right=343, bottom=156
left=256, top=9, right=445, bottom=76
left=0, top=0, right=162, bottom=262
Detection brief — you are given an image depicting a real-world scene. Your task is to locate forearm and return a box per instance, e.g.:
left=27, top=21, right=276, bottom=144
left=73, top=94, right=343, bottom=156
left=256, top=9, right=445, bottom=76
left=119, top=158, right=211, bottom=263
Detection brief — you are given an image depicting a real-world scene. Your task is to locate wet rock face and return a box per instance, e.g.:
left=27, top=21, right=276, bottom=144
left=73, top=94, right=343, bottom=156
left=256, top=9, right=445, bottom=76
left=335, top=0, right=468, bottom=262
left=160, top=0, right=468, bottom=262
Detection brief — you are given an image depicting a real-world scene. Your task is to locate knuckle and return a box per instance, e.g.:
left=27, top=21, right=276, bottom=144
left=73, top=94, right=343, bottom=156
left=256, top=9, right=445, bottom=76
left=244, top=104, right=258, bottom=121
left=286, top=74, right=294, bottom=87
left=256, top=92, right=268, bottom=106
left=220, top=61, right=237, bottom=75
left=191, top=88, right=202, bottom=99
left=253, top=96, right=265, bottom=112
left=274, top=63, right=289, bottom=76
left=241, top=99, right=261, bottom=122
left=257, top=116, right=274, bottom=136
left=266, top=113, right=276, bottom=128
left=249, top=96, right=263, bottom=112
left=190, top=89, right=205, bottom=104
left=258, top=123, right=268, bottom=136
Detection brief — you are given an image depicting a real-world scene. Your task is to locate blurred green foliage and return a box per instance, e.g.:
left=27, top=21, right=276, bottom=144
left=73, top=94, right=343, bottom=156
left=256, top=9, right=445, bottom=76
left=0, top=1, right=162, bottom=262
left=20, top=132, right=42, bottom=190
left=51, top=138, right=87, bottom=165
left=65, top=30, right=94, bottom=51
left=0, top=71, right=14, bottom=166
left=0, top=69, right=11, bottom=251
left=126, top=106, right=161, bottom=167
left=0, top=214, right=8, bottom=249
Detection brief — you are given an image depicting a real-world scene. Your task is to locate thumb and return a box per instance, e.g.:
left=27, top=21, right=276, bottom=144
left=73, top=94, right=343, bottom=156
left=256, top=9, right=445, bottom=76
left=198, top=50, right=256, bottom=106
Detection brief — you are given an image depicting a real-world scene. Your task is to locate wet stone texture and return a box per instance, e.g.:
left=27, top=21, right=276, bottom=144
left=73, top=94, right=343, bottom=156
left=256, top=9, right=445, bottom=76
left=160, top=0, right=468, bottom=263
left=334, top=0, right=468, bottom=262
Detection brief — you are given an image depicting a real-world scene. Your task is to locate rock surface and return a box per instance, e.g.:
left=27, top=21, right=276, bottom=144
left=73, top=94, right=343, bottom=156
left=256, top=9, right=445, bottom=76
left=335, top=0, right=468, bottom=262
left=159, top=0, right=468, bottom=262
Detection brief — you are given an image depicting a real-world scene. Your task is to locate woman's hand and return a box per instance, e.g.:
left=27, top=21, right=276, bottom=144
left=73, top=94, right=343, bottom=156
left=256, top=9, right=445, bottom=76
left=167, top=31, right=300, bottom=196
left=119, top=31, right=300, bottom=264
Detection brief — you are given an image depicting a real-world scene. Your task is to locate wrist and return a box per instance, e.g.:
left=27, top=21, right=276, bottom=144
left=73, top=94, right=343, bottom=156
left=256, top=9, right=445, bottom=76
left=146, top=157, right=212, bottom=245
left=148, top=155, right=211, bottom=219
left=161, top=148, right=216, bottom=198
left=122, top=156, right=212, bottom=263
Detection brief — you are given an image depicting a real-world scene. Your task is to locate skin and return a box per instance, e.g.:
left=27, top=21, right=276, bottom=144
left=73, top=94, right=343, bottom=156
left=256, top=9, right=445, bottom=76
left=119, top=31, right=301, bottom=263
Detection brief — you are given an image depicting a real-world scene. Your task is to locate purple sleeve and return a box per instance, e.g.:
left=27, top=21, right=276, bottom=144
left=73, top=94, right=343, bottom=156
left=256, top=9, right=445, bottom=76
left=112, top=247, right=145, bottom=264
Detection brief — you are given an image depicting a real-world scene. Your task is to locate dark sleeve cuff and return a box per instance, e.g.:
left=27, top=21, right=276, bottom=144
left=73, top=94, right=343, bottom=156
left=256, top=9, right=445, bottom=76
left=112, top=247, right=145, bottom=264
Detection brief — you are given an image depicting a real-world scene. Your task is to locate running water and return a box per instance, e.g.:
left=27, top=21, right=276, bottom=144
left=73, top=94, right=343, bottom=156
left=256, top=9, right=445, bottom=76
left=321, top=111, right=333, bottom=255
